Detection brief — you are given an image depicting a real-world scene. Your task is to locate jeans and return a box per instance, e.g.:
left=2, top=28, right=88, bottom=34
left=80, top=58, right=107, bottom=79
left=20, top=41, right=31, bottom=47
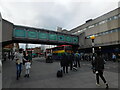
left=25, top=69, right=30, bottom=74
left=16, top=63, right=22, bottom=79
left=63, top=66, right=68, bottom=73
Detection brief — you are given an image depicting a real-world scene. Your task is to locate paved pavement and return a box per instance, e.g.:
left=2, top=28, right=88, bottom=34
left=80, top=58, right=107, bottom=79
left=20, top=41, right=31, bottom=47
left=2, top=57, right=119, bottom=89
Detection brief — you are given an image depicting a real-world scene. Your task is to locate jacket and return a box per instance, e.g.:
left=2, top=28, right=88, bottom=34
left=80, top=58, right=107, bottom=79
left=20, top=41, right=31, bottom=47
left=94, top=56, right=104, bottom=71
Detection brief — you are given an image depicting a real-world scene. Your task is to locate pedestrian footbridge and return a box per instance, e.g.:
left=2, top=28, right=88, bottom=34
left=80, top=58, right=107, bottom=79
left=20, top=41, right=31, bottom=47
left=13, top=25, right=79, bottom=45
left=0, top=13, right=79, bottom=46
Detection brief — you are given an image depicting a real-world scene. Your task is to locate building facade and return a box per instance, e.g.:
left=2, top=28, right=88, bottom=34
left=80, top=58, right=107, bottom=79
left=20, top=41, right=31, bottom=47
left=69, top=7, right=120, bottom=53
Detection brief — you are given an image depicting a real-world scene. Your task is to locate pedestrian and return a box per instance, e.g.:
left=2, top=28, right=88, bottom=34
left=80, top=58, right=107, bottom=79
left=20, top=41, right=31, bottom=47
left=117, top=53, right=120, bottom=62
left=74, top=51, right=81, bottom=68
left=3, top=52, right=7, bottom=61
left=28, top=51, right=32, bottom=64
left=0, top=60, right=2, bottom=73
left=112, top=53, right=116, bottom=62
left=69, top=52, right=74, bottom=70
left=60, top=53, right=69, bottom=73
left=11, top=52, right=15, bottom=61
left=24, top=60, right=31, bottom=78
left=14, top=49, right=24, bottom=80
left=93, top=51, right=109, bottom=89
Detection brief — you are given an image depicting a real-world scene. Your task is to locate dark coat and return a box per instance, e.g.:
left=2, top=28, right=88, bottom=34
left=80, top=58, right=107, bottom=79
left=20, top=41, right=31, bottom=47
left=94, top=56, right=104, bottom=71
left=60, top=53, right=69, bottom=67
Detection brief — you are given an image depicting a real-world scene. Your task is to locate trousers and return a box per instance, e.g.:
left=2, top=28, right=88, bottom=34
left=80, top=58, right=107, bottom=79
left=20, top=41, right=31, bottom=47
left=96, top=70, right=106, bottom=84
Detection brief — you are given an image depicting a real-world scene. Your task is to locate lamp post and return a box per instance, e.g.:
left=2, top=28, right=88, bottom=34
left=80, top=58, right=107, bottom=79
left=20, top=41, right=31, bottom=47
left=90, top=35, right=95, bottom=54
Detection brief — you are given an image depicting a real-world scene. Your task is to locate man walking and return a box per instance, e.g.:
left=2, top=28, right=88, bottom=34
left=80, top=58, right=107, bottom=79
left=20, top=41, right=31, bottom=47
left=93, top=51, right=109, bottom=89
left=74, top=51, right=81, bottom=68
left=60, top=53, right=69, bottom=73
left=69, top=52, right=74, bottom=70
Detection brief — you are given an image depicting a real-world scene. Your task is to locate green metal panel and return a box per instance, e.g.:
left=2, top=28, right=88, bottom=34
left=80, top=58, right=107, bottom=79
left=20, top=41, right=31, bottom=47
left=65, top=36, right=72, bottom=42
left=58, top=35, right=65, bottom=41
left=49, top=34, right=57, bottom=41
left=27, top=31, right=37, bottom=39
left=14, top=29, right=26, bottom=38
left=72, top=37, right=79, bottom=43
left=38, top=32, right=48, bottom=40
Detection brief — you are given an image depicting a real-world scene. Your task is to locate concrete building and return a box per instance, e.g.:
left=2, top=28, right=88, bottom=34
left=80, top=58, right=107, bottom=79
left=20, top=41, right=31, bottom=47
left=69, top=7, right=120, bottom=53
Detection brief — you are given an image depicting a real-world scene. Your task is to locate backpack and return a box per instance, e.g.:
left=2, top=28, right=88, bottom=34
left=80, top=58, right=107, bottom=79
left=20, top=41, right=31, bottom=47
left=56, top=69, right=63, bottom=78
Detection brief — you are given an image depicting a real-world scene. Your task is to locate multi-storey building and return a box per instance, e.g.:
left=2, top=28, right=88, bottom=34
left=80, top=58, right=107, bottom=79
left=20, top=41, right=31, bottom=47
left=69, top=7, right=120, bottom=53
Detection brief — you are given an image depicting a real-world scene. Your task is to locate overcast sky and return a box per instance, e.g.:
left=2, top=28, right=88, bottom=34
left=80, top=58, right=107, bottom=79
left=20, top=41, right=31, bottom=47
left=0, top=0, right=119, bottom=48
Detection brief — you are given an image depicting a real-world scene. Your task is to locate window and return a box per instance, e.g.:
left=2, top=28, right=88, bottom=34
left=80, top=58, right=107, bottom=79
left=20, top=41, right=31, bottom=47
left=105, top=19, right=108, bottom=22
left=94, top=34, right=98, bottom=37
left=111, top=16, right=114, bottom=20
left=107, top=17, right=112, bottom=21
left=98, top=33, right=102, bottom=36
left=99, top=20, right=106, bottom=25
left=113, top=16, right=118, bottom=20
left=118, top=28, right=120, bottom=31
left=73, top=32, right=77, bottom=34
left=110, top=30, right=113, bottom=33
left=107, top=30, right=111, bottom=33
left=81, top=28, right=86, bottom=31
left=88, top=25, right=94, bottom=28
left=94, top=23, right=98, bottom=26
left=118, top=14, right=120, bottom=18
left=86, top=36, right=90, bottom=39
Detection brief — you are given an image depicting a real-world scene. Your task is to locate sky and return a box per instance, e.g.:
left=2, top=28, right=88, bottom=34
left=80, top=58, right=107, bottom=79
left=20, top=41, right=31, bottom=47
left=0, top=0, right=119, bottom=48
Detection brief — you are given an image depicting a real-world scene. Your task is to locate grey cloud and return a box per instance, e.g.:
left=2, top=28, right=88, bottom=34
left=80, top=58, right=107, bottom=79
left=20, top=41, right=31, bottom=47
left=0, top=1, right=119, bottom=31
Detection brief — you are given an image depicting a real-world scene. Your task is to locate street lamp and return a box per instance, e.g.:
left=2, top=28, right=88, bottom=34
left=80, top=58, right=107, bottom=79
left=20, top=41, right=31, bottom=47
left=90, top=35, right=95, bottom=54
left=90, top=35, right=95, bottom=72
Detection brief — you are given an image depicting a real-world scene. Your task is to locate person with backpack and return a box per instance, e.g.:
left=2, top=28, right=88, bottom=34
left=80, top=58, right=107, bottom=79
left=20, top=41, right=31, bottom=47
left=69, top=52, right=74, bottom=70
left=93, top=51, right=109, bottom=89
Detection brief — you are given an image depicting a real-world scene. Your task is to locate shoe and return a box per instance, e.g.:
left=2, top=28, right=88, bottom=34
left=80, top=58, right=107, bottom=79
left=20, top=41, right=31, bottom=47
left=27, top=74, right=29, bottom=78
left=96, top=83, right=100, bottom=86
left=106, top=83, right=109, bottom=89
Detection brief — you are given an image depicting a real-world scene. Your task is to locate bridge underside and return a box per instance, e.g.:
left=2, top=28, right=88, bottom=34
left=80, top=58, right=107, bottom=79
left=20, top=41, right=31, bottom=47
left=13, top=38, right=79, bottom=46
left=2, top=39, right=79, bottom=48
